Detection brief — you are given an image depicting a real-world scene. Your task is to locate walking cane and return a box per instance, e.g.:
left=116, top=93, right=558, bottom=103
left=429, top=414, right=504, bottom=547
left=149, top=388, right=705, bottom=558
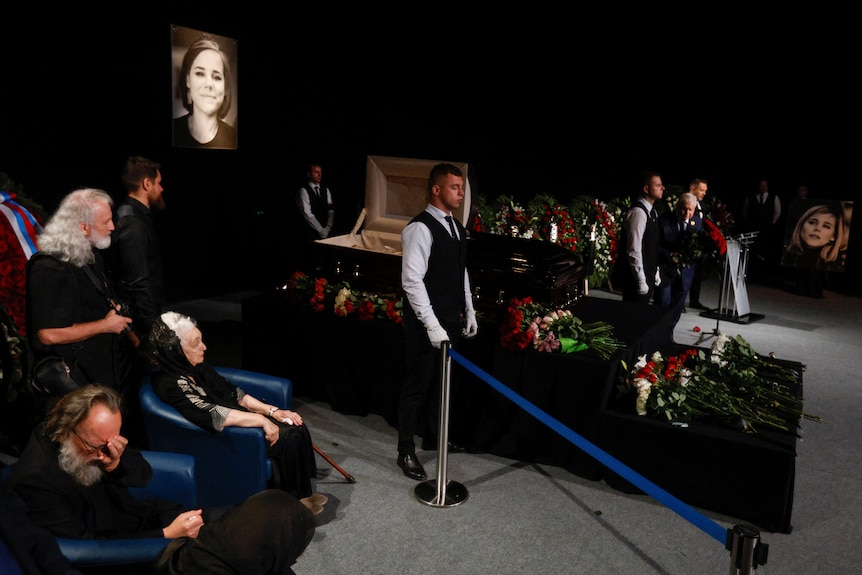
left=313, top=444, right=356, bottom=483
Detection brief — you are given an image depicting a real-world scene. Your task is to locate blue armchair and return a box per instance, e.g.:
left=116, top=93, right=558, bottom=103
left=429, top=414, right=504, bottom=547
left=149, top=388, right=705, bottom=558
left=139, top=366, right=293, bottom=508
left=1, top=449, right=196, bottom=569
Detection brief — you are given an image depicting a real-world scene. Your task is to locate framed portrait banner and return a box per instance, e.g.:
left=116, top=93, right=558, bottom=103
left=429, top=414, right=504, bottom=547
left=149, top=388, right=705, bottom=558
left=781, top=198, right=853, bottom=272
left=171, top=25, right=238, bottom=150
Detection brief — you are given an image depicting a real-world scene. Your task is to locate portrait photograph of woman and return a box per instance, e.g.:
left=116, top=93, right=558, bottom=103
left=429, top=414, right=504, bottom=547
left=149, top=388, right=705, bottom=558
left=782, top=199, right=853, bottom=273
left=171, top=25, right=238, bottom=150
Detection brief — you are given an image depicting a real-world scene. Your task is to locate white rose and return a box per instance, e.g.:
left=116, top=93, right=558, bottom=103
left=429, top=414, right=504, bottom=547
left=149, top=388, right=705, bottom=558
left=634, top=378, right=652, bottom=416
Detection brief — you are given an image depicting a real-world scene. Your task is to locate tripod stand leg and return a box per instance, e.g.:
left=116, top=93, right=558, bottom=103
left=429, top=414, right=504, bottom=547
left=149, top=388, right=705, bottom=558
left=313, top=443, right=356, bottom=483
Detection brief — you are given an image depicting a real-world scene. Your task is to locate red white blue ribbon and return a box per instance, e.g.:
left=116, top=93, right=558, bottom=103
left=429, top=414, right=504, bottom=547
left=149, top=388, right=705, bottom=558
left=0, top=190, right=42, bottom=259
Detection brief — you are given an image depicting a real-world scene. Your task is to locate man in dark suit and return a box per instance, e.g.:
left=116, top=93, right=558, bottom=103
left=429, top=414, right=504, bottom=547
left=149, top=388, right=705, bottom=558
left=656, top=192, right=703, bottom=341
left=741, top=178, right=782, bottom=283
left=687, top=178, right=710, bottom=310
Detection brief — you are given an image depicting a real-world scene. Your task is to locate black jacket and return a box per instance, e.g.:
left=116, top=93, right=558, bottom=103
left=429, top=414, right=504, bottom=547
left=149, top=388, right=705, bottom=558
left=9, top=428, right=179, bottom=540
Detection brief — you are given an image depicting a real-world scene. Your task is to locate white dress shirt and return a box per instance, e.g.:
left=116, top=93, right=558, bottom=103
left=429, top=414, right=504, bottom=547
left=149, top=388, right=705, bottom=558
left=401, top=204, right=474, bottom=329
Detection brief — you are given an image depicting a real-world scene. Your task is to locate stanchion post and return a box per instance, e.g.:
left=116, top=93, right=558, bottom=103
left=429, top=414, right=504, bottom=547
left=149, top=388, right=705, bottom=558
left=725, top=524, right=768, bottom=575
left=414, top=341, right=468, bottom=507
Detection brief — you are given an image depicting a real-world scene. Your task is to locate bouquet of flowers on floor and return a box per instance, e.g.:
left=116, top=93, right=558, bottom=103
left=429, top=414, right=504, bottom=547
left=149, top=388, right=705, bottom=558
left=499, top=296, right=625, bottom=360
left=284, top=271, right=403, bottom=324
left=620, top=334, right=822, bottom=434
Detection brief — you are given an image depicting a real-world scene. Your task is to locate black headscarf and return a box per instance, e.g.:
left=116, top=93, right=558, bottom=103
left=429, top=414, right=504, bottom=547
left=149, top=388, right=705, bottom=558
left=144, top=313, right=202, bottom=380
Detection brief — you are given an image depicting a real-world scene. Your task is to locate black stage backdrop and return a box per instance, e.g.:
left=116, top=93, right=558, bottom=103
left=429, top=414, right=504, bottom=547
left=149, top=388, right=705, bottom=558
left=2, top=9, right=859, bottom=300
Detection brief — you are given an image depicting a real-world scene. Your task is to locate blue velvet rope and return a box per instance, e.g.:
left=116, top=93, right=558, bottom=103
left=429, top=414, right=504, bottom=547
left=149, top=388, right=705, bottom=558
left=448, top=348, right=729, bottom=545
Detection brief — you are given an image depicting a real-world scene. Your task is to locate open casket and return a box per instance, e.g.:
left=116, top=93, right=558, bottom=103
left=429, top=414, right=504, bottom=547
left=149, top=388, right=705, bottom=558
left=306, top=155, right=586, bottom=315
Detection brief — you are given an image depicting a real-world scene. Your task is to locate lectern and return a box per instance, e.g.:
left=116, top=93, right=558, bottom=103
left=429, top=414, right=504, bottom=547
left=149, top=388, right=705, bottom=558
left=701, top=232, right=764, bottom=324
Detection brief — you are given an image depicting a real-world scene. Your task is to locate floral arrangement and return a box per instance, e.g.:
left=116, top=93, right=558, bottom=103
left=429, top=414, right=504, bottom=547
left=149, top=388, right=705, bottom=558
left=284, top=271, right=403, bottom=324
left=621, top=334, right=822, bottom=434
left=474, top=194, right=538, bottom=239
left=526, top=193, right=579, bottom=251
left=499, top=296, right=625, bottom=360
left=471, top=186, right=738, bottom=290
left=1, top=173, right=45, bottom=337
left=572, top=195, right=627, bottom=287
left=473, top=193, right=627, bottom=288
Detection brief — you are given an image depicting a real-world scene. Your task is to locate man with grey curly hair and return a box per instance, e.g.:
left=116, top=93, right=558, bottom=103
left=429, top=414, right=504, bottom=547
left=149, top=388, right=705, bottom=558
left=26, top=188, right=139, bottom=419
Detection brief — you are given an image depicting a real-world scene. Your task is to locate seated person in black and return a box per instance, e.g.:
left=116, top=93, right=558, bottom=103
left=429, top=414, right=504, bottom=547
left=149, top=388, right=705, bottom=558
left=145, top=311, right=327, bottom=515
left=9, top=384, right=315, bottom=575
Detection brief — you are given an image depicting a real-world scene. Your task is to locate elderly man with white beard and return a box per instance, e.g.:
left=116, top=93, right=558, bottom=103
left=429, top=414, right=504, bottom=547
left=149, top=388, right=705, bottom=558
left=26, top=188, right=137, bottom=394
left=10, top=385, right=316, bottom=575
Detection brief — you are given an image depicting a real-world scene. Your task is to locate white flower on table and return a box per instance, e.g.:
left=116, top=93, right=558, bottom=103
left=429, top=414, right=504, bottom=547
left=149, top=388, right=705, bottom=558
left=634, top=378, right=652, bottom=416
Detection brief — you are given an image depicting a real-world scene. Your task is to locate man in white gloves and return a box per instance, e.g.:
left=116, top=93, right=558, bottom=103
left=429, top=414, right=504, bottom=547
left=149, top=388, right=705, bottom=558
left=612, top=170, right=664, bottom=304
left=396, top=162, right=477, bottom=481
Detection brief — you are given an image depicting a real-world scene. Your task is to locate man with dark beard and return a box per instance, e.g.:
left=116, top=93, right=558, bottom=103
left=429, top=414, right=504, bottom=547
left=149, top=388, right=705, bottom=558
left=107, top=156, right=168, bottom=340
left=9, top=385, right=316, bottom=575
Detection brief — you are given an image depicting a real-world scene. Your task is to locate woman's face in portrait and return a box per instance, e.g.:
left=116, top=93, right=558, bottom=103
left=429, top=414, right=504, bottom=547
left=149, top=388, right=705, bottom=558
left=186, top=49, right=225, bottom=117
left=801, top=212, right=836, bottom=249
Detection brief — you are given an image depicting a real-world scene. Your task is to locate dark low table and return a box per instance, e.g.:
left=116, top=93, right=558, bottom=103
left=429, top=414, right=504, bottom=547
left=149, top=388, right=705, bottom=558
left=596, top=344, right=801, bottom=534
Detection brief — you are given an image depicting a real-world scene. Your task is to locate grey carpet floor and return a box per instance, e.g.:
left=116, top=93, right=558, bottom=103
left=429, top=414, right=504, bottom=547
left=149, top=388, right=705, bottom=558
left=172, top=273, right=862, bottom=575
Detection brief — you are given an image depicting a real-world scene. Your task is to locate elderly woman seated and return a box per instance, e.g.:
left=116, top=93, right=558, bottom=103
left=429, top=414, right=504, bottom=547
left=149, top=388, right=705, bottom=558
left=145, top=311, right=328, bottom=515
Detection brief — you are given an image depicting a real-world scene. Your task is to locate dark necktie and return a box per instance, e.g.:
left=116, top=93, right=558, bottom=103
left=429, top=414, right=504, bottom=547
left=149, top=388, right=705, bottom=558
left=313, top=186, right=320, bottom=197
left=445, top=215, right=458, bottom=239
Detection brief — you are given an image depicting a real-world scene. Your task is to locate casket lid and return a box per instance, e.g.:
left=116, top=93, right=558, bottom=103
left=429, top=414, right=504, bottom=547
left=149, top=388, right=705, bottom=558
left=363, top=155, right=472, bottom=235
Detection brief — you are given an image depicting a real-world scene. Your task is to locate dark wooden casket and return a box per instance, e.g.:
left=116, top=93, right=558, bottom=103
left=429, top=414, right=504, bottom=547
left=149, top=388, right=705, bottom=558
left=303, top=155, right=586, bottom=315
left=306, top=232, right=585, bottom=315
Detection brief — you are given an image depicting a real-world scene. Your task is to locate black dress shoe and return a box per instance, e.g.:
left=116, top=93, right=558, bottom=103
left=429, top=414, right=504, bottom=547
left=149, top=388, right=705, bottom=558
left=447, top=442, right=466, bottom=453
left=689, top=301, right=709, bottom=311
left=397, top=453, right=427, bottom=481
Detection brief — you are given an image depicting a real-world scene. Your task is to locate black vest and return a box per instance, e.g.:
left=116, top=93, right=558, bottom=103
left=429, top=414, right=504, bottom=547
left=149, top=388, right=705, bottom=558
left=743, top=192, right=776, bottom=234
left=613, top=202, right=659, bottom=289
left=302, top=184, right=330, bottom=226
left=403, top=211, right=468, bottom=326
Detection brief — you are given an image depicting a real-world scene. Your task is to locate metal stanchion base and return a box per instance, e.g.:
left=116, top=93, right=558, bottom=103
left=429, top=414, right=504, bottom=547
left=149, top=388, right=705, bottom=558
left=414, top=480, right=469, bottom=507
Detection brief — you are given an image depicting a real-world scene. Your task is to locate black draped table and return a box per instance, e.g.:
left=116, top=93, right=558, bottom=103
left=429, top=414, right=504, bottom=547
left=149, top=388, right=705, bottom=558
left=459, top=297, right=675, bottom=480
left=597, top=343, right=801, bottom=534
left=242, top=293, right=674, bottom=475
left=242, top=292, right=800, bottom=531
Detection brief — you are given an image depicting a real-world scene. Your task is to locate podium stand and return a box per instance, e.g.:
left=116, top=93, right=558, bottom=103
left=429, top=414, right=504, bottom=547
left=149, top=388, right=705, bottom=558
left=701, top=232, right=764, bottom=325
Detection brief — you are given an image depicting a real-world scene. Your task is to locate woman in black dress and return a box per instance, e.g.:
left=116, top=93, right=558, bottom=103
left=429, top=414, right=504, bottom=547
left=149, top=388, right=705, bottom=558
left=145, top=311, right=327, bottom=515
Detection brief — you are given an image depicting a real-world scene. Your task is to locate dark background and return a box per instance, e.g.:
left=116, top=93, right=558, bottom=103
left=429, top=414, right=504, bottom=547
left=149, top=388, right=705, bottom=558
left=2, top=8, right=858, bottom=300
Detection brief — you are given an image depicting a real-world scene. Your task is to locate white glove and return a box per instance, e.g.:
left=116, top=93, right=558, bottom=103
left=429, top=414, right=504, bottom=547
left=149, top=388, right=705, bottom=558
left=426, top=325, right=450, bottom=348
left=654, top=268, right=662, bottom=287
left=320, top=226, right=331, bottom=239
left=637, top=278, right=649, bottom=295
left=462, top=310, right=478, bottom=338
